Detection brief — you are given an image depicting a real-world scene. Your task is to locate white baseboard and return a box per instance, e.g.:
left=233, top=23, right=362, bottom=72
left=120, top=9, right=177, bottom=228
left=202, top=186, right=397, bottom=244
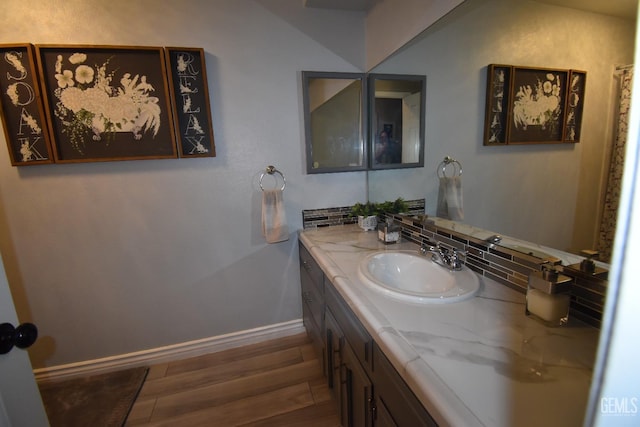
left=34, top=319, right=305, bottom=383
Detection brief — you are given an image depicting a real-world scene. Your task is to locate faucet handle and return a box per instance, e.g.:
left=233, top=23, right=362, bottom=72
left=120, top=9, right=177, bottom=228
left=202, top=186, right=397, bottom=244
left=450, top=247, right=467, bottom=260
left=420, top=243, right=438, bottom=255
left=450, top=248, right=466, bottom=270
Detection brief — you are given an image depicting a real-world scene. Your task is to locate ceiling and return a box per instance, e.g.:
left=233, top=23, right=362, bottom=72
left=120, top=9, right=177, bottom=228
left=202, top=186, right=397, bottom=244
left=303, top=0, right=638, bottom=20
left=303, top=0, right=377, bottom=11
left=536, top=0, right=637, bottom=20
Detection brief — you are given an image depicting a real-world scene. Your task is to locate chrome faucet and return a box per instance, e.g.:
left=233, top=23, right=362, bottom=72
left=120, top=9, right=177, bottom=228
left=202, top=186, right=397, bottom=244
left=420, top=242, right=465, bottom=271
left=486, top=234, right=502, bottom=244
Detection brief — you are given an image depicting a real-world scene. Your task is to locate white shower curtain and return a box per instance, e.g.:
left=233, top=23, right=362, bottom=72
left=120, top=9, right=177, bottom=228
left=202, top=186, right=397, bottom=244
left=598, top=66, right=633, bottom=263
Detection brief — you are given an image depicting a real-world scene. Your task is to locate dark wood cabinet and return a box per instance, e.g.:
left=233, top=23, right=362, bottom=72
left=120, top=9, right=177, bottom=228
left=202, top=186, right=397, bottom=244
left=299, top=244, right=325, bottom=368
left=343, top=341, right=373, bottom=427
left=373, top=344, right=437, bottom=427
left=326, top=303, right=374, bottom=427
left=325, top=277, right=373, bottom=374
left=299, top=241, right=438, bottom=427
left=325, top=309, right=342, bottom=398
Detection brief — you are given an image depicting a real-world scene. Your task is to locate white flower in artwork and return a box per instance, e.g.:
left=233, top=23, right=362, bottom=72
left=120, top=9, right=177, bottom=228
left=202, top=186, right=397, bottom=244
left=179, top=83, right=196, bottom=94
left=176, top=55, right=188, bottom=73
left=18, top=112, right=45, bottom=161
left=55, top=55, right=63, bottom=74
left=190, top=115, right=204, bottom=134
left=52, top=52, right=162, bottom=153
left=183, top=95, right=192, bottom=113
left=195, top=141, right=208, bottom=154
left=20, top=140, right=34, bottom=161
left=75, top=65, right=94, bottom=84
left=4, top=52, right=27, bottom=79
left=6, top=84, right=20, bottom=106
left=69, top=53, right=87, bottom=64
left=21, top=110, right=41, bottom=134
left=512, top=73, right=562, bottom=132
left=55, top=70, right=75, bottom=88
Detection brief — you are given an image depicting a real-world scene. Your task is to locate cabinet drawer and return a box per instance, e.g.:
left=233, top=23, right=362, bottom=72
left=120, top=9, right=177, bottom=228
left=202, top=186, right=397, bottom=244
left=325, top=277, right=373, bottom=374
left=300, top=243, right=323, bottom=294
left=302, top=300, right=324, bottom=365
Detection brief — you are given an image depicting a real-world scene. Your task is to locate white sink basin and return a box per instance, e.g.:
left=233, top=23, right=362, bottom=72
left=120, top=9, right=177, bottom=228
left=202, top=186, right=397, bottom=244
left=358, top=250, right=481, bottom=304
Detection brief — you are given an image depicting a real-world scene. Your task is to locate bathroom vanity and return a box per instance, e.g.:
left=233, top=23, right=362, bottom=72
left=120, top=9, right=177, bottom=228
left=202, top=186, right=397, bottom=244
left=299, top=224, right=600, bottom=427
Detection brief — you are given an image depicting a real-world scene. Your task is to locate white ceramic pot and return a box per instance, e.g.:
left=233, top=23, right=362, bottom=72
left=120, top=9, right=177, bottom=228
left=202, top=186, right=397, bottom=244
left=358, top=215, right=378, bottom=231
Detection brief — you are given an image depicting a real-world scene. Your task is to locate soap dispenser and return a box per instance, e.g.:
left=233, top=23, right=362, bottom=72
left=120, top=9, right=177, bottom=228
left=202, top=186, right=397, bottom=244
left=525, top=264, right=573, bottom=327
left=567, top=250, right=608, bottom=279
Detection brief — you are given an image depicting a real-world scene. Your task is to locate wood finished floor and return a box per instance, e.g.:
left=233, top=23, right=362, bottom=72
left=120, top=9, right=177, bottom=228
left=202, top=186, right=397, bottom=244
left=126, top=332, right=341, bottom=426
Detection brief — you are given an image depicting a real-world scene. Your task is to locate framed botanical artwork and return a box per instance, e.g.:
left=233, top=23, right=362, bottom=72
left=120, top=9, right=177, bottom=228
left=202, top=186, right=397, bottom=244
left=35, top=45, right=177, bottom=163
left=563, top=70, right=587, bottom=142
left=483, top=64, right=585, bottom=145
left=164, top=47, right=216, bottom=157
left=0, top=43, right=54, bottom=166
left=508, top=67, right=569, bottom=144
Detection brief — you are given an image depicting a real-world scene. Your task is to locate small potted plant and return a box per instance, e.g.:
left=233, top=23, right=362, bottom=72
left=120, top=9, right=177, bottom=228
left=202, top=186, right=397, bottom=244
left=377, top=197, right=409, bottom=215
left=351, top=201, right=379, bottom=231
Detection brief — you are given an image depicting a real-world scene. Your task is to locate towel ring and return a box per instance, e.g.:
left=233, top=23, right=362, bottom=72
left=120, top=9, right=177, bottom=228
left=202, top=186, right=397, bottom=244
left=259, top=165, right=286, bottom=191
left=437, top=156, right=462, bottom=178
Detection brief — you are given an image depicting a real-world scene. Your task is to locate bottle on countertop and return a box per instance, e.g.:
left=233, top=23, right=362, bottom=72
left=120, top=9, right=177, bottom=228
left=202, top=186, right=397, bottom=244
left=526, top=264, right=573, bottom=327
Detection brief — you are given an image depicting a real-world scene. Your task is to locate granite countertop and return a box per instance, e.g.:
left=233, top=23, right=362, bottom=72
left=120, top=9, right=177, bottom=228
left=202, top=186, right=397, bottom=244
left=299, top=224, right=600, bottom=427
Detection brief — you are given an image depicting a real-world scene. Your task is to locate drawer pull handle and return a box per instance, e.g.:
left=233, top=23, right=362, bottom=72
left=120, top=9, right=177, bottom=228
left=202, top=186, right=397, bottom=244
left=302, top=291, right=312, bottom=303
left=302, top=261, right=312, bottom=272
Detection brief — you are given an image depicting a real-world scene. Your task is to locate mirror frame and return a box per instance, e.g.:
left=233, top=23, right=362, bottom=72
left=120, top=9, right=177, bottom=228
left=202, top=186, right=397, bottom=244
left=302, top=71, right=368, bottom=174
left=302, top=71, right=427, bottom=174
left=368, top=73, right=426, bottom=170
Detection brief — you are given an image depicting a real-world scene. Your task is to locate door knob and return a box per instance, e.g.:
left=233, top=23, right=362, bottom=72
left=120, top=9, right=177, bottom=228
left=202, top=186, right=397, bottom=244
left=0, top=322, right=38, bottom=354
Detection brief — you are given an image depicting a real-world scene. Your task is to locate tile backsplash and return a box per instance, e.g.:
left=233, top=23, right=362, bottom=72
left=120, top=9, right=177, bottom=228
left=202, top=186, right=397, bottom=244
left=302, top=199, right=425, bottom=229
left=301, top=201, right=605, bottom=329
left=390, top=214, right=605, bottom=329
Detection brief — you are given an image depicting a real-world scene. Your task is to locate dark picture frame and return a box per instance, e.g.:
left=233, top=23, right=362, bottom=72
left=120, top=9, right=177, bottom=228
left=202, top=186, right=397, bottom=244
left=164, top=47, right=216, bottom=157
left=35, top=45, right=177, bottom=163
left=484, top=64, right=584, bottom=145
left=563, top=70, right=587, bottom=142
left=483, top=64, right=511, bottom=145
left=0, top=43, right=54, bottom=166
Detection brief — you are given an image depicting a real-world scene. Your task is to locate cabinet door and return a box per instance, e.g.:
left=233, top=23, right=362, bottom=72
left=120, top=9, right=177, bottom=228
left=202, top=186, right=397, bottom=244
left=374, top=398, right=398, bottom=427
left=300, top=244, right=325, bottom=366
left=343, top=341, right=373, bottom=427
left=373, top=345, right=436, bottom=427
left=301, top=263, right=324, bottom=334
left=325, top=309, right=342, bottom=398
left=325, top=278, right=373, bottom=373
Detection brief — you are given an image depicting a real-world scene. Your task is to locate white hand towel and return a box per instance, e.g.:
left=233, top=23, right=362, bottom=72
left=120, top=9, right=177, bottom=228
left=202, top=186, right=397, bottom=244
left=261, top=189, right=289, bottom=243
left=436, top=176, right=464, bottom=221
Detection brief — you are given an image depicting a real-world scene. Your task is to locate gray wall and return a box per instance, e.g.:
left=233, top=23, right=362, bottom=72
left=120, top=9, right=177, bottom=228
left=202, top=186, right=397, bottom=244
left=0, top=0, right=368, bottom=368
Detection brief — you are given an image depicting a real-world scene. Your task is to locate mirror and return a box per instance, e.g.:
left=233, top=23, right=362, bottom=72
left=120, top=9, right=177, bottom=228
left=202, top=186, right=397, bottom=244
left=302, top=71, right=367, bottom=173
left=365, top=0, right=635, bottom=259
left=302, top=71, right=426, bottom=173
left=369, top=74, right=425, bottom=170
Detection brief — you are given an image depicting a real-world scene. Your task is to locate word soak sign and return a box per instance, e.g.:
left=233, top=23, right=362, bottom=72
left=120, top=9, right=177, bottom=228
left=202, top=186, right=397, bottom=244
left=0, top=44, right=53, bottom=165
